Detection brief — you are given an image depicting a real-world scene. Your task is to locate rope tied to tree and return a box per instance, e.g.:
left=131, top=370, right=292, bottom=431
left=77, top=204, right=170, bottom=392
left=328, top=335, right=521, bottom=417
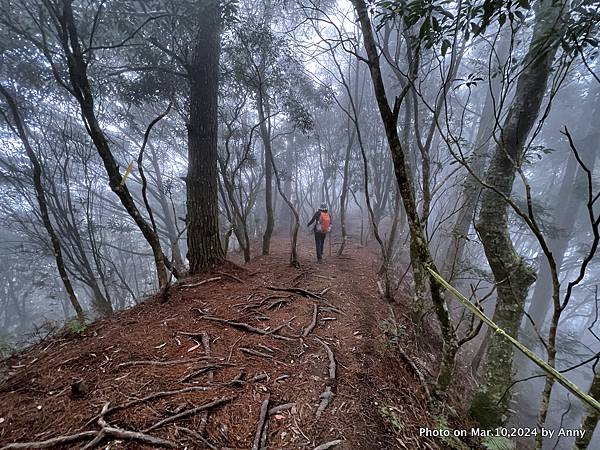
left=426, top=265, right=600, bottom=413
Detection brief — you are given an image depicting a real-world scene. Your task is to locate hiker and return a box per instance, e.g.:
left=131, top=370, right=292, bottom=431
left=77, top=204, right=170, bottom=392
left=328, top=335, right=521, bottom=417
left=307, top=203, right=331, bottom=262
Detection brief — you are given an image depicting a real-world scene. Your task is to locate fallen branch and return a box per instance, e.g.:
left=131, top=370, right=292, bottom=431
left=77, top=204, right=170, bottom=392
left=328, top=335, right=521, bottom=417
left=144, top=396, right=234, bottom=432
left=251, top=394, right=270, bottom=450
left=180, top=277, right=221, bottom=288
left=198, top=315, right=293, bottom=341
left=313, top=439, right=343, bottom=450
left=302, top=304, right=319, bottom=337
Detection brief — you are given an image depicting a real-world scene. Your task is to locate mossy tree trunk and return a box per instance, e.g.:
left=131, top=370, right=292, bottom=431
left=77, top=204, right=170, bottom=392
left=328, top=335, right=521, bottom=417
left=470, top=0, right=565, bottom=428
left=352, top=0, right=458, bottom=397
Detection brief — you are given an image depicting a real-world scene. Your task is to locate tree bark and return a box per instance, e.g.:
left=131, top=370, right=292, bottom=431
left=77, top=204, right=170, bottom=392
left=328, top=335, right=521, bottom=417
left=185, top=0, right=225, bottom=273
left=442, top=34, right=510, bottom=281
left=572, top=369, right=600, bottom=450
left=470, top=0, right=565, bottom=427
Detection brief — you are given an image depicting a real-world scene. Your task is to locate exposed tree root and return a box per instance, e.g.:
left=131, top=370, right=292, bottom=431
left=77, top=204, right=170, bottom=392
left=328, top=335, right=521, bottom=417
left=268, top=402, right=296, bottom=415
left=197, top=315, right=293, bottom=341
left=240, top=347, right=273, bottom=359
left=302, top=304, right=319, bottom=337
left=267, top=286, right=322, bottom=299
left=144, top=395, right=234, bottom=432
left=316, top=338, right=336, bottom=379
left=316, top=386, right=334, bottom=418
left=0, top=431, right=97, bottom=449
left=251, top=394, right=270, bottom=450
left=215, top=271, right=244, bottom=283
left=180, top=364, right=231, bottom=383
left=177, top=426, right=217, bottom=450
left=180, top=277, right=222, bottom=288
left=313, top=439, right=343, bottom=450
left=116, top=357, right=212, bottom=369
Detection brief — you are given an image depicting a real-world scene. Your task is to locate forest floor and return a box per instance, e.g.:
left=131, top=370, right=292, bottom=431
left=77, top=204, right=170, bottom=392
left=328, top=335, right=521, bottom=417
left=0, top=234, right=474, bottom=449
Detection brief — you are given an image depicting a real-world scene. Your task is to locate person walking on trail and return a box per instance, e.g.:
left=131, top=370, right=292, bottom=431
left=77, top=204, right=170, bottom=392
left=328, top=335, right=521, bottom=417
left=307, top=203, right=331, bottom=262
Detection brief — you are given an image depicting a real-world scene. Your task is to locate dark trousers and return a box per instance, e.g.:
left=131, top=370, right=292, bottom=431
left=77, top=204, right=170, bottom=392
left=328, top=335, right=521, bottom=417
left=314, top=231, right=326, bottom=260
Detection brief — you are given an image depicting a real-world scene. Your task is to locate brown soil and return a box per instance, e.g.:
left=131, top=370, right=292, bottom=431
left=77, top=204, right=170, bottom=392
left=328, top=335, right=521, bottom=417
left=0, top=236, right=470, bottom=449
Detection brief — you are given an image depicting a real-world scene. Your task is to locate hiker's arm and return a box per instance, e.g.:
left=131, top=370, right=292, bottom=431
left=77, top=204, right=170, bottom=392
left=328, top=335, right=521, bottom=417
left=307, top=211, right=319, bottom=226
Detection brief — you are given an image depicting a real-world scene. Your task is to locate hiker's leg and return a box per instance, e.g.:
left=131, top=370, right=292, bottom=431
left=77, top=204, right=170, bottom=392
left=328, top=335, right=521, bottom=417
left=320, top=233, right=325, bottom=257
left=314, top=232, right=322, bottom=260
left=317, top=233, right=325, bottom=259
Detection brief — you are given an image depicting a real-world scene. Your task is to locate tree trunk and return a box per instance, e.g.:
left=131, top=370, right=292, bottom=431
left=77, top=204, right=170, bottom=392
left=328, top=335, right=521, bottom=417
left=470, top=0, right=565, bottom=427
left=573, top=369, right=600, bottom=450
left=0, top=83, right=85, bottom=321
left=338, top=123, right=356, bottom=256
left=442, top=35, right=510, bottom=281
left=55, top=1, right=169, bottom=288
left=352, top=0, right=458, bottom=398
left=185, top=0, right=225, bottom=273
left=258, top=91, right=275, bottom=255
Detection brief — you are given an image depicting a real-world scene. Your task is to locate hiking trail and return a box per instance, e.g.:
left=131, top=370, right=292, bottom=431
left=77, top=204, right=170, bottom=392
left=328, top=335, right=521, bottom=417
left=0, top=236, right=468, bottom=449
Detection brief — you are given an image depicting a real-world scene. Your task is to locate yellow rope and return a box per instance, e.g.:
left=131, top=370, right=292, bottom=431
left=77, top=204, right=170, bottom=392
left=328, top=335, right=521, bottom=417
left=426, top=266, right=600, bottom=413
left=119, top=161, right=134, bottom=187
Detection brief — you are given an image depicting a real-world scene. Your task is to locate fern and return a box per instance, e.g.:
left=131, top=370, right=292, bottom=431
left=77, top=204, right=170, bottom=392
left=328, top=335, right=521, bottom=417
left=482, top=436, right=515, bottom=450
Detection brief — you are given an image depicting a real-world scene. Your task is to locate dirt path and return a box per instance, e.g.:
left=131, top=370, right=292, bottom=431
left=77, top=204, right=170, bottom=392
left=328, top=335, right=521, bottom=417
left=0, top=236, right=444, bottom=449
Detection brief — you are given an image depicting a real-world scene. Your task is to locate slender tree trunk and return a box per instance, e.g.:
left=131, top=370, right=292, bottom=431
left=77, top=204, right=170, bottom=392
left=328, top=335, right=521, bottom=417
left=0, top=84, right=85, bottom=321
left=54, top=1, right=169, bottom=288
left=352, top=0, right=458, bottom=398
left=338, top=123, right=356, bottom=256
left=185, top=0, right=225, bottom=273
left=470, top=0, right=565, bottom=427
left=258, top=91, right=275, bottom=255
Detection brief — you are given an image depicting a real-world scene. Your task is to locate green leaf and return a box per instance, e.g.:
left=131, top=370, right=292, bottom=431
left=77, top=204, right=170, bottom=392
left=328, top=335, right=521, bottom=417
left=442, top=39, right=451, bottom=56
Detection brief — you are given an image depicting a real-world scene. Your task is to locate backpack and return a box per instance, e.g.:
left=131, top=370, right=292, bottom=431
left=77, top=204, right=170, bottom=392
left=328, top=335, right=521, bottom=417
left=317, top=211, right=331, bottom=234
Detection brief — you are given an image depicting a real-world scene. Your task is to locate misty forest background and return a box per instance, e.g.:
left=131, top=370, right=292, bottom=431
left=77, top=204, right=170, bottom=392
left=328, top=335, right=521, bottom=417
left=1, top=0, right=600, bottom=448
